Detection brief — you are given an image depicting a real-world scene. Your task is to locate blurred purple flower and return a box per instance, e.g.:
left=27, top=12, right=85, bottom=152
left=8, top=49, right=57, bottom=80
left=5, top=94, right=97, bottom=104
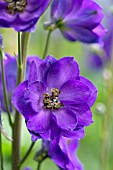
left=24, top=167, right=32, bottom=170
left=86, top=9, right=113, bottom=69
left=12, top=56, right=97, bottom=141
left=0, top=0, right=50, bottom=32
left=44, top=136, right=83, bottom=170
left=0, top=53, right=37, bottom=112
left=45, top=0, right=105, bottom=43
left=0, top=34, right=3, bottom=49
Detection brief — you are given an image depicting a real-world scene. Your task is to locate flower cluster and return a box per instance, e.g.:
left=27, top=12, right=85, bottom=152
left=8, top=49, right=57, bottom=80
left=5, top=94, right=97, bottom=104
left=0, top=0, right=50, bottom=32
left=44, top=0, right=105, bottom=43
left=12, top=56, right=97, bottom=141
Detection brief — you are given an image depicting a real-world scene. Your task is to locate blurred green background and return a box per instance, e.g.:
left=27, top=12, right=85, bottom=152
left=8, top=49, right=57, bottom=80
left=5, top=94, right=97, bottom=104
left=0, top=8, right=113, bottom=170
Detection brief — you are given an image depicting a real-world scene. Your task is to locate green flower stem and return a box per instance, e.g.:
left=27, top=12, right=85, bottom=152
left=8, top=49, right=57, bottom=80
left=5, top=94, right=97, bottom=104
left=36, top=154, right=48, bottom=170
left=21, top=32, right=30, bottom=80
left=0, top=49, right=13, bottom=127
left=42, top=30, right=52, bottom=60
left=12, top=32, right=23, bottom=170
left=0, top=131, right=4, bottom=170
left=0, top=115, right=4, bottom=170
left=18, top=142, right=35, bottom=168
left=12, top=32, right=30, bottom=170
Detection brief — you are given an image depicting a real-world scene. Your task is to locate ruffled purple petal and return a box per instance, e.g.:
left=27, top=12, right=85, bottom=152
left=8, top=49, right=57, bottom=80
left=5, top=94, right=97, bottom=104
left=47, top=57, right=79, bottom=89
left=61, top=128, right=85, bottom=139
left=80, top=76, right=98, bottom=106
left=27, top=109, right=51, bottom=133
left=52, top=108, right=77, bottom=130
left=12, top=80, right=37, bottom=119
left=28, top=81, right=46, bottom=112
left=59, top=80, right=91, bottom=102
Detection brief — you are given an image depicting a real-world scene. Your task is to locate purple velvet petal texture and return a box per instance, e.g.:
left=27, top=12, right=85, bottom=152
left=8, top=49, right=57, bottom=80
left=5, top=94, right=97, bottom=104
left=0, top=0, right=50, bottom=32
left=12, top=56, right=97, bottom=141
left=45, top=136, right=84, bottom=170
left=49, top=0, right=105, bottom=43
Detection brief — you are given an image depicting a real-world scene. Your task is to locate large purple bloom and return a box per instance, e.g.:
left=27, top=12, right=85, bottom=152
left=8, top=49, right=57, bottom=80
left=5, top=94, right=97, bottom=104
left=42, top=136, right=83, bottom=170
left=0, top=0, right=50, bottom=32
left=45, top=0, right=105, bottom=43
left=12, top=56, right=97, bottom=141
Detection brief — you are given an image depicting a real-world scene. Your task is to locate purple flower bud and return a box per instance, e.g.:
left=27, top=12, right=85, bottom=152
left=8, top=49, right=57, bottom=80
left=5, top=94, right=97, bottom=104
left=12, top=56, right=97, bottom=141
left=0, top=0, right=51, bottom=32
left=46, top=0, right=105, bottom=43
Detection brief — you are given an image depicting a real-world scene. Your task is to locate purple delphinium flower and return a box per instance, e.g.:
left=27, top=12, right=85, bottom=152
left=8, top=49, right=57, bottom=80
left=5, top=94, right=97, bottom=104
left=86, top=15, right=113, bottom=70
left=12, top=56, right=97, bottom=141
left=0, top=0, right=50, bottom=32
left=43, top=136, right=84, bottom=170
left=45, top=0, right=105, bottom=43
left=0, top=53, right=36, bottom=112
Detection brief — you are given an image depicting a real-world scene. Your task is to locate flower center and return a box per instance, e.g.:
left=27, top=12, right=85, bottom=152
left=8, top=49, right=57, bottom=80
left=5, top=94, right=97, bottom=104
left=43, top=88, right=63, bottom=110
left=4, top=0, right=27, bottom=15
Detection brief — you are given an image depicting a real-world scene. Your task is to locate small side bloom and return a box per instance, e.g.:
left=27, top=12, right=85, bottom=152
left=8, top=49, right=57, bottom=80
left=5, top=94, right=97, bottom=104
left=12, top=56, right=97, bottom=141
left=86, top=12, right=113, bottom=69
left=45, top=0, right=105, bottom=43
left=43, top=136, right=84, bottom=170
left=0, top=0, right=51, bottom=32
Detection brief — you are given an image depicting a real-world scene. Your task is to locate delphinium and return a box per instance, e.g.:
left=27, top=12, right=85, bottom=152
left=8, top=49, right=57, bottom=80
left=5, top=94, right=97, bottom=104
left=0, top=0, right=107, bottom=170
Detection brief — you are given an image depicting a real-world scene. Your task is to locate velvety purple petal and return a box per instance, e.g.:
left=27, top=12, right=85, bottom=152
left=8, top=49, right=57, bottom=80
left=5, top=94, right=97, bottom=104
left=80, top=76, right=98, bottom=106
left=61, top=26, right=100, bottom=43
left=52, top=108, right=77, bottom=130
left=59, top=80, right=91, bottom=102
left=48, top=138, right=69, bottom=169
left=27, top=109, right=51, bottom=133
left=28, top=59, right=42, bottom=83
left=47, top=57, right=79, bottom=89
left=51, top=0, right=83, bottom=20
left=38, top=55, right=57, bottom=83
left=28, top=81, right=46, bottom=112
left=61, top=128, right=85, bottom=139
left=12, top=80, right=37, bottom=119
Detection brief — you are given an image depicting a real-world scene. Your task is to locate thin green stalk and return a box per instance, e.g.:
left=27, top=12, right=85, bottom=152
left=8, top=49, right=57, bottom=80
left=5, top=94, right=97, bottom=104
left=21, top=32, right=30, bottom=80
left=36, top=154, right=48, bottom=170
left=18, top=142, right=35, bottom=168
left=12, top=32, right=30, bottom=170
left=37, top=162, right=41, bottom=170
left=12, top=32, right=23, bottom=170
left=42, top=31, right=51, bottom=59
left=0, top=49, right=13, bottom=127
left=0, top=121, right=4, bottom=170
